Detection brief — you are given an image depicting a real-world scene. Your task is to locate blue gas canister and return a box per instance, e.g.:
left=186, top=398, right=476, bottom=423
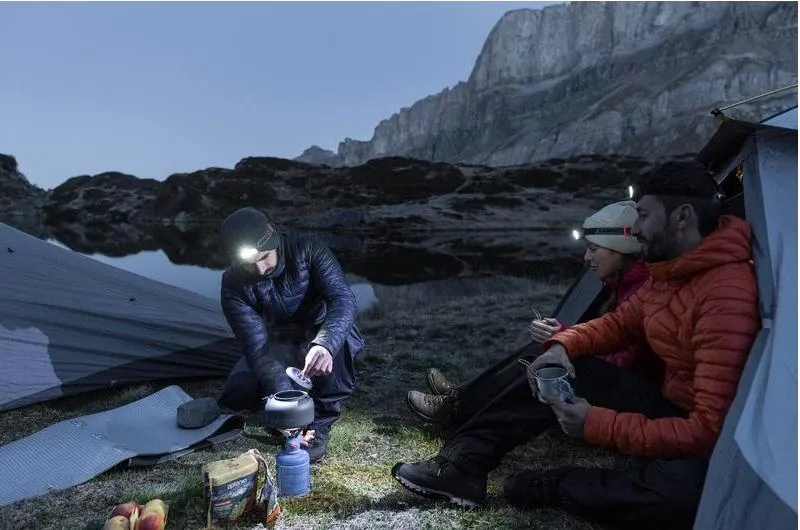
left=276, top=434, right=311, bottom=498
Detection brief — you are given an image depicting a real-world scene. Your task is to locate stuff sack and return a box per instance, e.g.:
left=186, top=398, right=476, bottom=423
left=202, top=448, right=282, bottom=528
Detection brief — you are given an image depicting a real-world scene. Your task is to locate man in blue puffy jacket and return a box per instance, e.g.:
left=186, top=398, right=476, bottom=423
left=217, top=206, right=364, bottom=463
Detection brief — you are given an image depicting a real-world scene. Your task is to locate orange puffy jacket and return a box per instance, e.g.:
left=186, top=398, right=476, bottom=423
left=545, top=215, right=760, bottom=459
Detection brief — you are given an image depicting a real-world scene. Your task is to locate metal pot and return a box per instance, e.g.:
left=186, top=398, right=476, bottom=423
left=263, top=390, right=315, bottom=430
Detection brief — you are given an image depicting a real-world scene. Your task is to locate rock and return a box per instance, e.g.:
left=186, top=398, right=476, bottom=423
left=29, top=151, right=664, bottom=236
left=42, top=171, right=161, bottom=224
left=0, top=153, right=48, bottom=237
left=330, top=1, right=797, bottom=166
left=294, top=146, right=343, bottom=167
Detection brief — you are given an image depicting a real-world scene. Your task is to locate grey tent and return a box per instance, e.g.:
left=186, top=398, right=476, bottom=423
left=0, top=222, right=241, bottom=412
left=693, top=106, right=798, bottom=528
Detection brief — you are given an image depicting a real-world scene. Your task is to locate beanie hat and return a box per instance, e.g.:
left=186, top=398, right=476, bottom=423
left=220, top=207, right=281, bottom=257
left=581, top=200, right=641, bottom=255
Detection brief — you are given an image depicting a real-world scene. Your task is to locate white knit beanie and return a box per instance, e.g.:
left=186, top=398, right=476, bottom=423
left=581, top=200, right=641, bottom=255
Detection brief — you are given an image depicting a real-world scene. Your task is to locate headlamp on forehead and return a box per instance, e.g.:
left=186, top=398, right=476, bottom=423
left=628, top=184, right=635, bottom=199
left=571, top=226, right=633, bottom=241
left=239, top=246, right=259, bottom=261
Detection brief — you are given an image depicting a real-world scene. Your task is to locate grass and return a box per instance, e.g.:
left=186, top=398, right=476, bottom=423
left=0, top=278, right=626, bottom=530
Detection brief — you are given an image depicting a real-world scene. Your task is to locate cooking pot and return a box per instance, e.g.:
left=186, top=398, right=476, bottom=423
left=263, top=390, right=315, bottom=431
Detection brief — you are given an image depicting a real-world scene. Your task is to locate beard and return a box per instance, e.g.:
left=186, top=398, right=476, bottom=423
left=640, top=227, right=681, bottom=263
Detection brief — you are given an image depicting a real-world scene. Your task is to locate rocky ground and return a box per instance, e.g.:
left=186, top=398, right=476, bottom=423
left=0, top=152, right=692, bottom=283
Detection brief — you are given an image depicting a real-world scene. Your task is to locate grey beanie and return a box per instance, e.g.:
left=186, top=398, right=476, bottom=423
left=581, top=200, right=641, bottom=255
left=220, top=207, right=280, bottom=254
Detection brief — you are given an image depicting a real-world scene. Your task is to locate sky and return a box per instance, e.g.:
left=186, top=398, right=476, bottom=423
left=0, top=1, right=562, bottom=190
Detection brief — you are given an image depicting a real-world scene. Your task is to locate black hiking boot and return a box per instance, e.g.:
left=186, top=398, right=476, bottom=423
left=391, top=456, right=486, bottom=508
left=426, top=368, right=458, bottom=395
left=503, top=468, right=572, bottom=510
left=406, top=390, right=459, bottom=426
left=304, top=424, right=331, bottom=464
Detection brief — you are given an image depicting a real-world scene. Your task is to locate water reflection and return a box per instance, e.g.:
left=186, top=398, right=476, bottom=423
left=44, top=221, right=585, bottom=286
left=42, top=221, right=586, bottom=310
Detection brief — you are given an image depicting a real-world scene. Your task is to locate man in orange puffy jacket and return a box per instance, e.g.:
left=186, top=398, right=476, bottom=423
left=390, top=161, right=761, bottom=530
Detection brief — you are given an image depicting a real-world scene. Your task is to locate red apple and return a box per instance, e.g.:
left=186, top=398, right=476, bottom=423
left=102, top=515, right=130, bottom=530
left=109, top=501, right=140, bottom=519
left=136, top=513, right=165, bottom=530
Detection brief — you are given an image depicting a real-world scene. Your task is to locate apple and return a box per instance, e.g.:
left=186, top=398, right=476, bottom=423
left=136, top=513, right=166, bottom=530
left=140, top=499, right=168, bottom=520
left=102, top=515, right=130, bottom=530
left=109, top=501, right=140, bottom=519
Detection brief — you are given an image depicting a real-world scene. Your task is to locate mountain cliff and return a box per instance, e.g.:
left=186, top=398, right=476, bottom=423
left=324, top=1, right=797, bottom=166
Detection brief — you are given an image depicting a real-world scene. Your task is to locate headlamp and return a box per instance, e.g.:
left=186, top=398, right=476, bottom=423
left=628, top=184, right=635, bottom=199
left=239, top=246, right=258, bottom=261
left=571, top=226, right=633, bottom=241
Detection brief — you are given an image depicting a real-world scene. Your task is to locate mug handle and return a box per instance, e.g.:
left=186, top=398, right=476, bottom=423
left=554, top=379, right=575, bottom=404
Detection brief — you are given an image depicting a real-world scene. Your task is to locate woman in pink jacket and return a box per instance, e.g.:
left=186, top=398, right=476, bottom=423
left=408, top=200, right=662, bottom=428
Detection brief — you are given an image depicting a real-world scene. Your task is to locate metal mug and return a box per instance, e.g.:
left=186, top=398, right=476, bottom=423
left=531, top=363, right=575, bottom=404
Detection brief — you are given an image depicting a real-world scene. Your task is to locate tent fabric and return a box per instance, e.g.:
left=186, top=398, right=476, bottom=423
left=694, top=112, right=798, bottom=529
left=733, top=132, right=798, bottom=511
left=0, top=223, right=241, bottom=412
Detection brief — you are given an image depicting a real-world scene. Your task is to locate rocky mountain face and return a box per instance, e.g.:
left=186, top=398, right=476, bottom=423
left=319, top=1, right=797, bottom=167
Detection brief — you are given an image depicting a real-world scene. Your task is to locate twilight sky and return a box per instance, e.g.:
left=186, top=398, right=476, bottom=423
left=0, top=1, right=562, bottom=190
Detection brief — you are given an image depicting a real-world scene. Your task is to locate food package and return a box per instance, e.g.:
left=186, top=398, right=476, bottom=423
left=202, top=448, right=282, bottom=528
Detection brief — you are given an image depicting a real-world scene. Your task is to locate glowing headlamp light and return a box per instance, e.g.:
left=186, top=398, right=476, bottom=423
left=239, top=246, right=258, bottom=260
left=628, top=185, right=635, bottom=199
left=571, top=226, right=633, bottom=241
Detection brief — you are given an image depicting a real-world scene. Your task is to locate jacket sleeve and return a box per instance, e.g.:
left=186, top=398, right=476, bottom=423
left=582, top=266, right=760, bottom=458
left=220, top=273, right=273, bottom=385
left=307, top=238, right=358, bottom=357
left=543, top=287, right=648, bottom=360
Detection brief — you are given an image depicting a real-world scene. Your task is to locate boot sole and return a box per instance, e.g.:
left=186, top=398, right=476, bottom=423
left=405, top=393, right=450, bottom=426
left=392, top=468, right=481, bottom=508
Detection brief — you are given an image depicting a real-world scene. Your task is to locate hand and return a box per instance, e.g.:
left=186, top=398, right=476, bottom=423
left=300, top=429, right=316, bottom=447
left=302, top=345, right=333, bottom=378
left=527, top=344, right=575, bottom=402
left=529, top=318, right=562, bottom=343
left=551, top=397, right=590, bottom=439
left=529, top=344, right=575, bottom=376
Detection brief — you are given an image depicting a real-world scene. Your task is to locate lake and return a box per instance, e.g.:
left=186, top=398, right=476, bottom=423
left=42, top=223, right=587, bottom=310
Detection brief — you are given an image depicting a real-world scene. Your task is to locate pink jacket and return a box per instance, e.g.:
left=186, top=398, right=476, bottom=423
left=555, top=260, right=654, bottom=372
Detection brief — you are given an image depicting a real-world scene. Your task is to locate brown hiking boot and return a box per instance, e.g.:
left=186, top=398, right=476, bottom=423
left=407, top=390, right=458, bottom=426
left=426, top=368, right=457, bottom=395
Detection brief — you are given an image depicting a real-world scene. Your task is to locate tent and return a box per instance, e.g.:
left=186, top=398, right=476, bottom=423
left=0, top=222, right=241, bottom=412
left=692, top=106, right=798, bottom=529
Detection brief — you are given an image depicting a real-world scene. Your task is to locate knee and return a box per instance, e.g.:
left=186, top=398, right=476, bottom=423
left=219, top=371, right=260, bottom=412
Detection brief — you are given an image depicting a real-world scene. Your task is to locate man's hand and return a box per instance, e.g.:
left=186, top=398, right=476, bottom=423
left=527, top=344, right=575, bottom=401
left=529, top=318, right=562, bottom=343
left=551, top=397, right=590, bottom=439
left=302, top=345, right=333, bottom=378
left=299, top=429, right=315, bottom=447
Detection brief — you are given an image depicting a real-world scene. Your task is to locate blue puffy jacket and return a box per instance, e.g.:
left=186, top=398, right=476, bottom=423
left=220, top=231, right=363, bottom=382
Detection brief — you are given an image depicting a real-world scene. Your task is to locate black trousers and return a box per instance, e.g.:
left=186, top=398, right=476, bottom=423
left=451, top=341, right=543, bottom=424
left=218, top=335, right=357, bottom=429
left=439, top=356, right=708, bottom=530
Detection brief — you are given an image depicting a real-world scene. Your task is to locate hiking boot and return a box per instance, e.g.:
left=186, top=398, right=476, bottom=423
left=391, top=456, right=486, bottom=508
left=426, top=368, right=457, bottom=395
left=406, top=391, right=458, bottom=426
left=304, top=424, right=331, bottom=464
left=503, top=469, right=571, bottom=510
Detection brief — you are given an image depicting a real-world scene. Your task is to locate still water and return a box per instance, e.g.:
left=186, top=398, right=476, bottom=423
left=44, top=225, right=584, bottom=310
left=46, top=240, right=381, bottom=310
